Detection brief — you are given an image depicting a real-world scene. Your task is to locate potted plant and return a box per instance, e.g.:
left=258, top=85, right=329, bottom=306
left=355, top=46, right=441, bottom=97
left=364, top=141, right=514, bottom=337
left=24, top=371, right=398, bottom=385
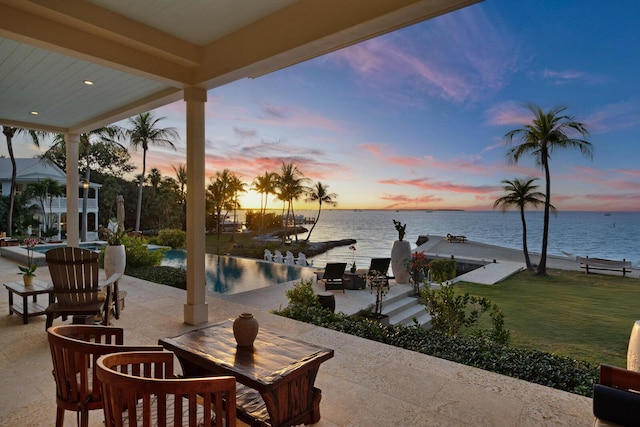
left=18, top=237, right=40, bottom=286
left=348, top=244, right=357, bottom=273
left=390, top=220, right=411, bottom=284
left=406, top=251, right=429, bottom=295
left=103, top=225, right=127, bottom=280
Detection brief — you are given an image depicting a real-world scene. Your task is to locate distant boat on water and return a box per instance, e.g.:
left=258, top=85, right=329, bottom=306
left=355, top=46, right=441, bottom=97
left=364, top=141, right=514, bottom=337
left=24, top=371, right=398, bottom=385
left=604, top=212, right=612, bottom=216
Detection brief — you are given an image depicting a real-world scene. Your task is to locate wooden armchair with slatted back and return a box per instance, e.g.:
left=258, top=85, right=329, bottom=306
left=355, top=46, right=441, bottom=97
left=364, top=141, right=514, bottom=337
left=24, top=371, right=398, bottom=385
left=45, top=247, right=120, bottom=329
left=96, top=351, right=237, bottom=427
left=47, top=325, right=164, bottom=427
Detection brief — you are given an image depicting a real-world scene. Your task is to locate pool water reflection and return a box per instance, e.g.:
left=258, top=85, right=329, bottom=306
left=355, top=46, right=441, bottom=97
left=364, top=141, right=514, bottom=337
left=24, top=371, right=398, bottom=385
left=161, top=250, right=316, bottom=295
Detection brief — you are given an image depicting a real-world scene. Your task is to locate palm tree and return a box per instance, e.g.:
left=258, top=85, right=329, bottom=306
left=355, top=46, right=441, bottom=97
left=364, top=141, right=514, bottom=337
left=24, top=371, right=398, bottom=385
left=251, top=171, right=277, bottom=232
left=2, top=126, right=43, bottom=235
left=493, top=178, right=550, bottom=271
left=126, top=112, right=179, bottom=232
left=504, top=103, right=593, bottom=275
left=173, top=164, right=187, bottom=230
left=206, top=169, right=234, bottom=253
left=304, top=182, right=338, bottom=242
left=23, top=178, right=65, bottom=237
left=275, top=163, right=309, bottom=242
left=228, top=175, right=246, bottom=242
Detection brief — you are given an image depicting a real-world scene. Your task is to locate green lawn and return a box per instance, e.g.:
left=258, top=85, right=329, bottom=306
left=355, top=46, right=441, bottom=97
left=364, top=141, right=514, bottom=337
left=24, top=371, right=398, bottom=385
left=456, top=269, right=640, bottom=367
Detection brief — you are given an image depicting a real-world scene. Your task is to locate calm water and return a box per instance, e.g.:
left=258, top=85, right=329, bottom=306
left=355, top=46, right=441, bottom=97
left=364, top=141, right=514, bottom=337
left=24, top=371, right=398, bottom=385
left=161, top=249, right=316, bottom=295
left=251, top=210, right=640, bottom=268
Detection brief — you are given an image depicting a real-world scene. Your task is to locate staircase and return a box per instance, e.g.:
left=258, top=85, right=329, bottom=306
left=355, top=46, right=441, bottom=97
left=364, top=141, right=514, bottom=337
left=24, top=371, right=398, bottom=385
left=382, top=288, right=431, bottom=328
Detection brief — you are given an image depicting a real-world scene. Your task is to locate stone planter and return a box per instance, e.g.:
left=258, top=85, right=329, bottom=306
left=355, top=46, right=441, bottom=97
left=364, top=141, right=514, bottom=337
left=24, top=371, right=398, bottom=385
left=391, top=240, right=411, bottom=284
left=104, top=244, right=126, bottom=279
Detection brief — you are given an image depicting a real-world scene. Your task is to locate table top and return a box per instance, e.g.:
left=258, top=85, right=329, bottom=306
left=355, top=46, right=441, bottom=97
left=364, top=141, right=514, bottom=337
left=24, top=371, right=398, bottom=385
left=4, top=280, right=52, bottom=295
left=160, top=320, right=334, bottom=387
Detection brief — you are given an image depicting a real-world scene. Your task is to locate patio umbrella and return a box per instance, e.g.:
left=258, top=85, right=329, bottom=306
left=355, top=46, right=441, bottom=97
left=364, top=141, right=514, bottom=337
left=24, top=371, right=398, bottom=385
left=116, top=195, right=125, bottom=232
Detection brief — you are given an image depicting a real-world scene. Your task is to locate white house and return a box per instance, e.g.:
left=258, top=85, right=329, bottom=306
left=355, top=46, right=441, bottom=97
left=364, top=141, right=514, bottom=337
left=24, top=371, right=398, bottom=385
left=0, top=158, right=100, bottom=240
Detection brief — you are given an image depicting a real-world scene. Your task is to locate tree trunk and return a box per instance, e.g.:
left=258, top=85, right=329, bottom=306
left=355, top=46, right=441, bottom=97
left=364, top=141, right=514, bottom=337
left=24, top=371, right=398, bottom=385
left=135, top=149, right=147, bottom=232
left=537, top=156, right=551, bottom=275
left=305, top=203, right=322, bottom=242
left=3, top=127, right=17, bottom=235
left=519, top=207, right=532, bottom=271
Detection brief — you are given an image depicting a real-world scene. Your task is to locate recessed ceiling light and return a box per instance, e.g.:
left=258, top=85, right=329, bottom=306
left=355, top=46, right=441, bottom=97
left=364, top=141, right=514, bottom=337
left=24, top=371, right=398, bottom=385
left=83, top=80, right=94, bottom=85
left=30, top=111, right=39, bottom=115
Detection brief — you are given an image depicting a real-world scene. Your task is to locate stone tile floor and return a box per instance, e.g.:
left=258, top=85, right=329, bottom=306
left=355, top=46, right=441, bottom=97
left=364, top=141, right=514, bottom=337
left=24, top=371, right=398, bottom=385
left=0, top=251, right=593, bottom=426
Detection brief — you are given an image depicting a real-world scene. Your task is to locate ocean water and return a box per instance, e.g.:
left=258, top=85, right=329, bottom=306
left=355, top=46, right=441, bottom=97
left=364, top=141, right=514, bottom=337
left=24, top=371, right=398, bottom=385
left=256, top=210, right=640, bottom=268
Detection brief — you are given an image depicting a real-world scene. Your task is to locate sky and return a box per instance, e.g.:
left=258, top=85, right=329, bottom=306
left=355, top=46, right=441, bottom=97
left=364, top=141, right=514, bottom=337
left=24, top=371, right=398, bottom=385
left=7, top=0, right=640, bottom=211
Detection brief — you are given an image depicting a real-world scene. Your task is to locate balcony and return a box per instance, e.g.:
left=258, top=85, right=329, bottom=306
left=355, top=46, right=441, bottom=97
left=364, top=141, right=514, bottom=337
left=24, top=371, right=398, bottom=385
left=26, top=196, right=98, bottom=212
left=0, top=255, right=592, bottom=426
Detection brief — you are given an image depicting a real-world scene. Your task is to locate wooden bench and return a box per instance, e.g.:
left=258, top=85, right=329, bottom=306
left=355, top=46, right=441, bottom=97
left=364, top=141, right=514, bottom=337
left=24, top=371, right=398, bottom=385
left=577, top=256, right=632, bottom=277
left=446, top=234, right=467, bottom=243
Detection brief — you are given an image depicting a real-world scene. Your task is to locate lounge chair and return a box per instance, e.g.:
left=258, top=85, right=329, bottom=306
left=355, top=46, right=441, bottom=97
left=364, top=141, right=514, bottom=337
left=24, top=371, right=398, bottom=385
left=296, top=252, right=308, bottom=266
left=264, top=249, right=273, bottom=261
left=367, top=258, right=391, bottom=288
left=284, top=251, right=295, bottom=265
left=322, top=262, right=347, bottom=292
left=446, top=233, right=467, bottom=243
left=273, top=250, right=284, bottom=263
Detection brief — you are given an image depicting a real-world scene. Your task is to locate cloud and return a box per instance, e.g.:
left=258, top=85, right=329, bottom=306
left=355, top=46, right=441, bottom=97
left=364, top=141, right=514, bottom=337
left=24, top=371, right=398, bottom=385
left=234, top=127, right=257, bottom=138
left=540, top=68, right=600, bottom=85
left=486, top=102, right=534, bottom=126
left=327, top=5, right=519, bottom=105
left=584, top=101, right=640, bottom=133
left=378, top=194, right=445, bottom=210
left=378, top=177, right=500, bottom=195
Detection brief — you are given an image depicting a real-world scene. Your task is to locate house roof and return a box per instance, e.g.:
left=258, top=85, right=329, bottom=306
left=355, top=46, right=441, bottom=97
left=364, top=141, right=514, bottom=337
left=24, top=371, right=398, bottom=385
left=0, top=0, right=481, bottom=134
left=0, top=157, right=101, bottom=188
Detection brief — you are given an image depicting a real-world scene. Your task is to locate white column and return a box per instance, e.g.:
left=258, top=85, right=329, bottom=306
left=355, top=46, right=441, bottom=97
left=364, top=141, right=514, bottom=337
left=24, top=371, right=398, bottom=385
left=183, top=87, right=208, bottom=325
left=65, top=134, right=80, bottom=247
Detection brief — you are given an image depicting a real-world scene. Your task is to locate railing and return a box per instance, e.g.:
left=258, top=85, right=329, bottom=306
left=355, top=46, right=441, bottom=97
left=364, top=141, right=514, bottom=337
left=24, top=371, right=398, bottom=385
left=27, top=197, right=98, bottom=210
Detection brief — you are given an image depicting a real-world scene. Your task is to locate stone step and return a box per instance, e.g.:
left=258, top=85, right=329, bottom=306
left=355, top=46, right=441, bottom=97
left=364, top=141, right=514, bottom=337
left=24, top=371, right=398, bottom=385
left=382, top=294, right=431, bottom=328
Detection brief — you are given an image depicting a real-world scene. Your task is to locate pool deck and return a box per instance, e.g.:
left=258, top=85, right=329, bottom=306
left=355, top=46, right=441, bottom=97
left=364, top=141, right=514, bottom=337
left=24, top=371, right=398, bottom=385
left=0, top=239, right=602, bottom=426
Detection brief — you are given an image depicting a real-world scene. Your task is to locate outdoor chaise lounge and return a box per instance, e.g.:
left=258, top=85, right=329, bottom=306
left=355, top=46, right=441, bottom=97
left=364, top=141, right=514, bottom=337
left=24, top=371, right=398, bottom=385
left=322, top=262, right=347, bottom=292
left=367, top=258, right=391, bottom=288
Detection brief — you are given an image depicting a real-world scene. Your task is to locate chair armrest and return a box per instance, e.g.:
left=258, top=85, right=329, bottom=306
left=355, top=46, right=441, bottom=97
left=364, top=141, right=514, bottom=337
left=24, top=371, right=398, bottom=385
left=98, top=273, right=121, bottom=289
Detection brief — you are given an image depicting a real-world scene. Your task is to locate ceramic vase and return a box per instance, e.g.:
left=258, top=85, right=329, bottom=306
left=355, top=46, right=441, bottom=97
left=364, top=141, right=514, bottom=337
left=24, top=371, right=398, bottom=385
left=233, top=313, right=259, bottom=347
left=104, top=244, right=126, bottom=279
left=391, top=240, right=411, bottom=284
left=23, top=275, right=34, bottom=287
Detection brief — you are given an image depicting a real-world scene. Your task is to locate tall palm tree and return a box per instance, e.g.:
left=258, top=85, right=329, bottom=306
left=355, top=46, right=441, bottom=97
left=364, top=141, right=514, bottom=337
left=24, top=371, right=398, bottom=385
left=23, top=178, right=65, bottom=237
left=304, top=181, right=338, bottom=242
left=228, top=175, right=246, bottom=242
left=126, top=112, right=179, bottom=232
left=206, top=169, right=233, bottom=253
left=173, top=164, right=187, bottom=230
left=2, top=126, right=43, bottom=235
left=493, top=178, right=550, bottom=271
left=275, top=163, right=308, bottom=242
left=504, top=103, right=593, bottom=275
left=251, top=171, right=277, bottom=232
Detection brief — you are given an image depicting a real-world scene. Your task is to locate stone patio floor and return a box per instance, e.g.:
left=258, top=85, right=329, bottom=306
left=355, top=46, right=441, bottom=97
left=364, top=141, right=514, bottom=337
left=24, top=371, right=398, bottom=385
left=0, top=248, right=594, bottom=426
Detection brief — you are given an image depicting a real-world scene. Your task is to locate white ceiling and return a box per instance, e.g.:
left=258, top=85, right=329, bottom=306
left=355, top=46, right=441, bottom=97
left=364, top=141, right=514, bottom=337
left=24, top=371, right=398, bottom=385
left=0, top=0, right=481, bottom=134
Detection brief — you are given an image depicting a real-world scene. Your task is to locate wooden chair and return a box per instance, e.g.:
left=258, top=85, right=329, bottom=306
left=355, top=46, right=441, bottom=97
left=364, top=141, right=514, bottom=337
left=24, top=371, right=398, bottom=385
left=593, top=364, right=640, bottom=426
left=45, top=247, right=120, bottom=329
left=322, top=262, right=347, bottom=292
left=47, top=325, right=163, bottom=427
left=96, top=351, right=237, bottom=427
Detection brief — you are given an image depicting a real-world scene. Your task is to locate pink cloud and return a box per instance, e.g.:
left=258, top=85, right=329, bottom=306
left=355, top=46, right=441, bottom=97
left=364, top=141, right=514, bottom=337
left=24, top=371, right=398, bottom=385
left=585, top=101, right=640, bottom=133
left=378, top=177, right=500, bottom=195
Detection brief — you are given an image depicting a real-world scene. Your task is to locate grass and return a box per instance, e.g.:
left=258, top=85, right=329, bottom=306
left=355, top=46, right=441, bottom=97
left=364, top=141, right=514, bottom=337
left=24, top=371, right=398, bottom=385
left=456, top=269, right=640, bottom=367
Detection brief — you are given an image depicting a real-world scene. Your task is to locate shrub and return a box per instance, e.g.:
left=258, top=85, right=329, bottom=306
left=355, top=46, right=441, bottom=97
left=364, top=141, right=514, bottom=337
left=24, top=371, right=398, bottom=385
left=272, top=307, right=596, bottom=397
left=126, top=266, right=187, bottom=289
left=428, top=258, right=457, bottom=283
left=284, top=278, right=320, bottom=308
left=120, top=235, right=166, bottom=268
left=155, top=229, right=186, bottom=248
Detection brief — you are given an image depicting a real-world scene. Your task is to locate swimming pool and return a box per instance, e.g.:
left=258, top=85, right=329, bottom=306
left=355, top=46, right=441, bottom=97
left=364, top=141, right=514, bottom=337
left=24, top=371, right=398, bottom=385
left=161, top=249, right=316, bottom=295
left=32, top=242, right=105, bottom=253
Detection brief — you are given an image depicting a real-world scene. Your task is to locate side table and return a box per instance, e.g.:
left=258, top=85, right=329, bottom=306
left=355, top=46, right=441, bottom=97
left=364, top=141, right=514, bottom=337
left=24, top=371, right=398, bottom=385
left=4, top=280, right=54, bottom=324
left=343, top=270, right=366, bottom=289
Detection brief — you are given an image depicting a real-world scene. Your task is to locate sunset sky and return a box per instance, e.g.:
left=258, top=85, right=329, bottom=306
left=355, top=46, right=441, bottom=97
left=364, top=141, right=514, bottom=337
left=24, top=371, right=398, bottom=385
left=7, top=0, right=640, bottom=211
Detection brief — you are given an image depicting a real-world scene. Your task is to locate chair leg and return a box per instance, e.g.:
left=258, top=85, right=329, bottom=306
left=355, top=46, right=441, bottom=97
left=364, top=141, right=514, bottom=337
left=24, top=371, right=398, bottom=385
left=55, top=406, right=64, bottom=427
left=46, top=313, right=54, bottom=330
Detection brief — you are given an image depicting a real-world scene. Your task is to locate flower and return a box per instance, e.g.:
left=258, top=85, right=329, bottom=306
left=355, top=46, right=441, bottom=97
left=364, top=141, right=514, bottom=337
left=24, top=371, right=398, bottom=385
left=18, top=237, right=40, bottom=277
left=348, top=245, right=356, bottom=268
left=405, top=251, right=429, bottom=288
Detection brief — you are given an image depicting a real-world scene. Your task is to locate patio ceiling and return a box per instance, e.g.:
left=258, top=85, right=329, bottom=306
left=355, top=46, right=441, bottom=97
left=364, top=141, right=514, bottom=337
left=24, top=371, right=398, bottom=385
left=0, top=0, right=481, bottom=134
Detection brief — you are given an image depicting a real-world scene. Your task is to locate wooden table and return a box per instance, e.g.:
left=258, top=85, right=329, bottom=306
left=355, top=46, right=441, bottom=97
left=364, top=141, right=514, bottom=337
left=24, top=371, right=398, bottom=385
left=4, top=280, right=54, bottom=324
left=343, top=270, right=366, bottom=289
left=160, top=320, right=334, bottom=427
